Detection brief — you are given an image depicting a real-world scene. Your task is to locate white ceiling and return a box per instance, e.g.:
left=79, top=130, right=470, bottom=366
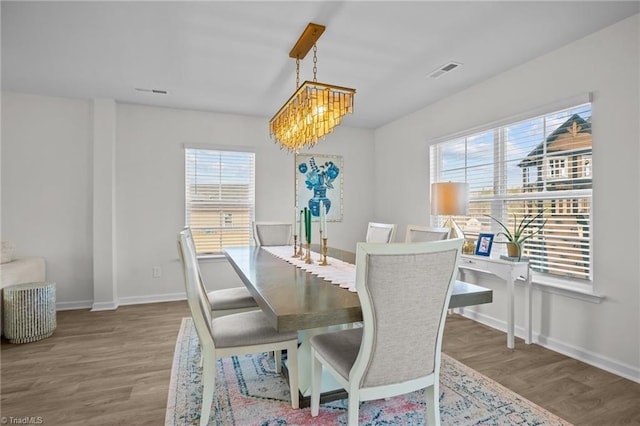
left=2, top=1, right=638, bottom=129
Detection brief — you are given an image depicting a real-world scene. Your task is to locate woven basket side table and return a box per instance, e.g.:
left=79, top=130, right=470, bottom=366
left=3, top=281, right=57, bottom=343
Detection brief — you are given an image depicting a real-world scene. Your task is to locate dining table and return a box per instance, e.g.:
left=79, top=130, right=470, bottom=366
left=224, top=244, right=493, bottom=407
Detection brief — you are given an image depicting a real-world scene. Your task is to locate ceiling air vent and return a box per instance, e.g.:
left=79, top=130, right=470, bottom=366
left=134, top=88, right=168, bottom=95
left=428, top=62, right=462, bottom=79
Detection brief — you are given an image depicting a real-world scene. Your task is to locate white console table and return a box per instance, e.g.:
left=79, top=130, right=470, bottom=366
left=458, top=255, right=531, bottom=349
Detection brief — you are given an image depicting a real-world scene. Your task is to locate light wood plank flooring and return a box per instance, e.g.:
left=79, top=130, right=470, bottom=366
left=1, top=301, right=639, bottom=425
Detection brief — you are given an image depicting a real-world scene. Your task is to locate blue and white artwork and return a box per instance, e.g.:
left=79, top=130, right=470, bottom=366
left=295, top=154, right=343, bottom=222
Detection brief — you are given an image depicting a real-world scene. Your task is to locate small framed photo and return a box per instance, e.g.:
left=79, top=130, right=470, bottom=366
left=475, top=233, right=494, bottom=256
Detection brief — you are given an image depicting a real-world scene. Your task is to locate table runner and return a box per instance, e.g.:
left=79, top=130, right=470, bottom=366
left=261, top=246, right=357, bottom=292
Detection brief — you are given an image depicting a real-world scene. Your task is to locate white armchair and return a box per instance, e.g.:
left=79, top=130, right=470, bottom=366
left=253, top=222, right=293, bottom=246
left=405, top=224, right=450, bottom=242
left=177, top=229, right=299, bottom=425
left=182, top=228, right=257, bottom=317
left=365, top=222, right=396, bottom=243
left=310, top=239, right=463, bottom=425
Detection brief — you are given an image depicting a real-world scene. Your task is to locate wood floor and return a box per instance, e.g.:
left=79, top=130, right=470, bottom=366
left=2, top=301, right=639, bottom=425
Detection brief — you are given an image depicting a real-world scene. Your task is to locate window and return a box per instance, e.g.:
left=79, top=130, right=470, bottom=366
left=430, top=101, right=592, bottom=282
left=185, top=148, right=255, bottom=255
left=547, top=157, right=568, bottom=180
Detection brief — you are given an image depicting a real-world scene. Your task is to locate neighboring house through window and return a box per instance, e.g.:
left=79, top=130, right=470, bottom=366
left=430, top=99, right=593, bottom=282
left=185, top=147, right=255, bottom=255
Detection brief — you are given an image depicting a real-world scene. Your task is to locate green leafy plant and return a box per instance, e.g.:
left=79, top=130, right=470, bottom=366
left=485, top=210, right=547, bottom=260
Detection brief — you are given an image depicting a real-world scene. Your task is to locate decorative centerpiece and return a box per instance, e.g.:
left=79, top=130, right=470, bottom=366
left=304, top=207, right=313, bottom=264
left=486, top=210, right=547, bottom=261
left=319, top=200, right=329, bottom=266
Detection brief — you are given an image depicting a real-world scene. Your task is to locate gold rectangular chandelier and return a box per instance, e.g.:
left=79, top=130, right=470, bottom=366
left=269, top=23, right=355, bottom=152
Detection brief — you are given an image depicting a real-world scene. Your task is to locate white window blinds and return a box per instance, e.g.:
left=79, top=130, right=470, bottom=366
left=185, top=148, right=255, bottom=255
left=430, top=101, right=592, bottom=281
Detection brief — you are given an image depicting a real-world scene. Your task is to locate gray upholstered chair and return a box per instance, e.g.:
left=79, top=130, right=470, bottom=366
left=365, top=222, right=396, bottom=243
left=309, top=238, right=463, bottom=425
left=178, top=229, right=299, bottom=426
left=205, top=285, right=258, bottom=317
left=253, top=222, right=293, bottom=246
left=405, top=224, right=451, bottom=242
left=183, top=228, right=258, bottom=317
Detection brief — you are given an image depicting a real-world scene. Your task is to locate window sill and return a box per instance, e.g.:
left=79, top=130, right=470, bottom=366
left=531, top=272, right=604, bottom=303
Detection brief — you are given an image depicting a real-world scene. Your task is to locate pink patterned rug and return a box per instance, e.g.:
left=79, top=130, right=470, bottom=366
left=166, top=318, right=572, bottom=425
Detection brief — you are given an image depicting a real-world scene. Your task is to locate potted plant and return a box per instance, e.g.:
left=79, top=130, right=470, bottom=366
left=485, top=210, right=547, bottom=261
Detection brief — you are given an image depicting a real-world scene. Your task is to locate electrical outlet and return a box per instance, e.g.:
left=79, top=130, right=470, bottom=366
left=152, top=266, right=162, bottom=278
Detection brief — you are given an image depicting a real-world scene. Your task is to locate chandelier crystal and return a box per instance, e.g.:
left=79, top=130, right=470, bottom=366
left=270, top=81, right=354, bottom=151
left=269, top=23, right=355, bottom=152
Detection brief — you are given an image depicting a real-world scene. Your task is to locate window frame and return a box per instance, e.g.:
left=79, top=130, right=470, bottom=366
left=429, top=94, right=600, bottom=297
left=184, top=144, right=255, bottom=257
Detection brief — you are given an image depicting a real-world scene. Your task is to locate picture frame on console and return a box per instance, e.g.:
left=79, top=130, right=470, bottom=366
left=475, top=233, right=494, bottom=256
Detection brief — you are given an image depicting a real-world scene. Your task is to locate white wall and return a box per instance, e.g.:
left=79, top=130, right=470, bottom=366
left=1, top=93, right=94, bottom=304
left=114, top=103, right=374, bottom=301
left=1, top=95, right=374, bottom=306
left=374, top=15, right=640, bottom=380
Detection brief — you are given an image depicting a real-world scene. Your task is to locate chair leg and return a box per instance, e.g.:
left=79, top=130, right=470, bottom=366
left=200, top=354, right=216, bottom=426
left=425, top=382, right=440, bottom=426
left=287, top=343, right=299, bottom=409
left=274, top=350, right=282, bottom=374
left=310, top=348, right=322, bottom=416
left=347, top=392, right=359, bottom=426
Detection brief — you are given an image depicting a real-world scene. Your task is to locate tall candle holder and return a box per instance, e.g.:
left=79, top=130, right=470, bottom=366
left=321, top=237, right=329, bottom=266
left=305, top=242, right=313, bottom=264
left=292, top=235, right=299, bottom=258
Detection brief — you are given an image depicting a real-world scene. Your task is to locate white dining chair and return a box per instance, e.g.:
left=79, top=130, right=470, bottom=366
left=365, top=222, right=396, bottom=243
left=178, top=229, right=299, bottom=426
left=183, top=228, right=258, bottom=317
left=405, top=224, right=451, bottom=242
left=253, top=222, right=293, bottom=246
left=309, top=238, right=463, bottom=425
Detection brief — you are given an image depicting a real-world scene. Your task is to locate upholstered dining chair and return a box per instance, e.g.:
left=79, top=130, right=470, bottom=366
left=178, top=229, right=299, bottom=426
left=183, top=228, right=258, bottom=317
left=405, top=224, right=451, bottom=243
left=253, top=222, right=293, bottom=246
left=365, top=222, right=396, bottom=243
left=309, top=238, right=463, bottom=426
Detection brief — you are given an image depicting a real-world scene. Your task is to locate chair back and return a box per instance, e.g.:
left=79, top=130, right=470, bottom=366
left=405, top=224, right=450, bottom=242
left=365, top=222, right=396, bottom=243
left=253, top=222, right=293, bottom=246
left=351, top=238, right=463, bottom=389
left=178, top=228, right=215, bottom=350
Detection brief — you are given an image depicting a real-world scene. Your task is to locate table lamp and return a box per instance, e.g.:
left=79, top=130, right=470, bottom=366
left=430, top=182, right=469, bottom=239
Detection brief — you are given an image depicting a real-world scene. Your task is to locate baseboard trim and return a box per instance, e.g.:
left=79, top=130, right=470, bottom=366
left=456, top=307, right=640, bottom=384
left=535, top=334, right=640, bottom=384
left=53, top=293, right=187, bottom=312
left=56, top=300, right=93, bottom=311
left=91, top=301, right=119, bottom=311
left=118, top=292, right=186, bottom=306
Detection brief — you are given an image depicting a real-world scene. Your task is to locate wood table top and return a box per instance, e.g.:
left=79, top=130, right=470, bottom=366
left=224, top=245, right=492, bottom=332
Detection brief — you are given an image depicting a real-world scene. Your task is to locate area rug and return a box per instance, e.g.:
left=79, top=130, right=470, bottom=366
left=166, top=318, right=572, bottom=425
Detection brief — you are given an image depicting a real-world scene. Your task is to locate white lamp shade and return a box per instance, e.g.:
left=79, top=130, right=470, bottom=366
left=431, top=182, right=469, bottom=216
